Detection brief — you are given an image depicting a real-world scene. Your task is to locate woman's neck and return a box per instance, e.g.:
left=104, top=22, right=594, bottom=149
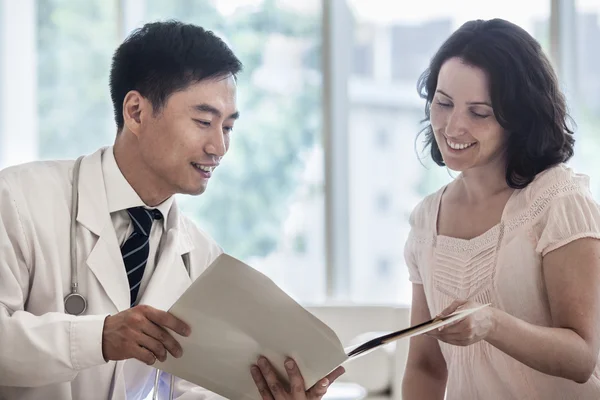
left=455, top=158, right=512, bottom=203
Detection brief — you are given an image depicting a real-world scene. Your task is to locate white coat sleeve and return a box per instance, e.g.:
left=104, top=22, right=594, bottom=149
left=0, top=176, right=108, bottom=387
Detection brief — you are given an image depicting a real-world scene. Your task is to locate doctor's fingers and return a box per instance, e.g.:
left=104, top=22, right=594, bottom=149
left=136, top=331, right=170, bottom=363
left=306, top=366, right=346, bottom=400
left=141, top=320, right=183, bottom=359
left=283, top=358, right=308, bottom=400
left=140, top=305, right=191, bottom=337
left=307, top=366, right=345, bottom=399
left=255, top=357, right=288, bottom=400
left=251, top=365, right=275, bottom=400
left=134, top=344, right=160, bottom=366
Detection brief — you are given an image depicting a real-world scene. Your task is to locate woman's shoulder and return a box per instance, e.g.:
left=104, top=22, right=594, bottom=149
left=504, top=163, right=596, bottom=226
left=520, top=163, right=592, bottom=203
left=408, top=184, right=448, bottom=231
left=516, top=164, right=600, bottom=256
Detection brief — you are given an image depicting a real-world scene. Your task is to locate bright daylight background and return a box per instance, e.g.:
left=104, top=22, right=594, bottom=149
left=1, top=0, right=599, bottom=306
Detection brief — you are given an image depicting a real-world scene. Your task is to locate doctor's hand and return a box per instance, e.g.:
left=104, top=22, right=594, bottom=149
left=101, top=305, right=191, bottom=365
left=251, top=356, right=345, bottom=400
left=426, top=299, right=495, bottom=347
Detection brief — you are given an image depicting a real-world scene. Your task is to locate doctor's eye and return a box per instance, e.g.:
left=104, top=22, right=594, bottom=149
left=193, top=119, right=211, bottom=128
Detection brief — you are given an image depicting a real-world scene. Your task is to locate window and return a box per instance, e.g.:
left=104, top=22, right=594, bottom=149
left=353, top=24, right=374, bottom=77
left=1, top=0, right=37, bottom=168
left=570, top=1, right=600, bottom=199
left=32, top=0, right=326, bottom=303
left=345, top=0, right=550, bottom=304
left=375, top=128, right=390, bottom=148
left=37, top=0, right=118, bottom=159
left=142, top=0, right=325, bottom=303
left=375, top=192, right=391, bottom=212
left=0, top=0, right=596, bottom=307
left=377, top=257, right=392, bottom=276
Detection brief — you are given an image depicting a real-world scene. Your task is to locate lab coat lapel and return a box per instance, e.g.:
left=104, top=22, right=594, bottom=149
left=76, top=149, right=130, bottom=312
left=139, top=203, right=193, bottom=311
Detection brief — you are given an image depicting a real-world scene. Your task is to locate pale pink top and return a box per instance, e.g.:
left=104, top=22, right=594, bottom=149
left=405, top=164, right=600, bottom=400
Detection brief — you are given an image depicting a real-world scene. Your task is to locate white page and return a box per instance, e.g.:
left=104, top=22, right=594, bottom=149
left=156, top=254, right=489, bottom=399
left=155, top=254, right=348, bottom=400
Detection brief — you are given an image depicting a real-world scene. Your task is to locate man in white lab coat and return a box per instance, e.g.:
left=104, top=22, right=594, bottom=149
left=0, top=21, right=343, bottom=400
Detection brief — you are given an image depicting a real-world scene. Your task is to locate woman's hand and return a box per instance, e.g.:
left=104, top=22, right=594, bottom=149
left=251, top=356, right=345, bottom=400
left=426, top=299, right=496, bottom=346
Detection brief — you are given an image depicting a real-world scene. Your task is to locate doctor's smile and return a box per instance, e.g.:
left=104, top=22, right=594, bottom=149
left=191, top=162, right=218, bottom=179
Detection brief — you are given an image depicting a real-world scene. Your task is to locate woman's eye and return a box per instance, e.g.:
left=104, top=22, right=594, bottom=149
left=435, top=101, right=451, bottom=108
left=471, top=112, right=490, bottom=119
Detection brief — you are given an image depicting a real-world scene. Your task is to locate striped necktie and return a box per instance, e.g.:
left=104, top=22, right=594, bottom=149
left=121, top=206, right=163, bottom=307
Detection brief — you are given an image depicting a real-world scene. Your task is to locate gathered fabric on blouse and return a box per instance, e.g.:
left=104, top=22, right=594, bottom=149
left=405, top=164, right=600, bottom=400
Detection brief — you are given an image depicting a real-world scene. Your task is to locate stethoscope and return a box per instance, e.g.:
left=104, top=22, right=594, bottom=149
left=63, top=156, right=175, bottom=399
left=64, top=156, right=87, bottom=316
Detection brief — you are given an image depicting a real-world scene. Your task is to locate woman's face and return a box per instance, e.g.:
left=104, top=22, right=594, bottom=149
left=430, top=57, right=507, bottom=172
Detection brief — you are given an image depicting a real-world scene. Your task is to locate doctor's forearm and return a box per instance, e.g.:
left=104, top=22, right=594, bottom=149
left=485, top=308, right=596, bottom=383
left=0, top=310, right=108, bottom=387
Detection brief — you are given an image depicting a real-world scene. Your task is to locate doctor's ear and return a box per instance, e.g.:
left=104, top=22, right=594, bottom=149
left=122, top=91, right=148, bottom=137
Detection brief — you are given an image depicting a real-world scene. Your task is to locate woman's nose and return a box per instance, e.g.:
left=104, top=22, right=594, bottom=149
left=444, top=112, right=467, bottom=137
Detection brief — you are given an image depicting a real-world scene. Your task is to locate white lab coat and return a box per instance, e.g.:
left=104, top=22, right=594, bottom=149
left=0, top=148, right=224, bottom=400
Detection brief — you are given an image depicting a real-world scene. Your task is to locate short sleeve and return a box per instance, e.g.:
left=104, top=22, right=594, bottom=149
left=403, top=192, right=441, bottom=285
left=535, top=185, right=600, bottom=256
left=404, top=231, right=422, bottom=284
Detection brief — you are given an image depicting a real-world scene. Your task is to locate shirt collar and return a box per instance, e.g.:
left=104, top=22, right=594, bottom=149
left=102, top=146, right=173, bottom=229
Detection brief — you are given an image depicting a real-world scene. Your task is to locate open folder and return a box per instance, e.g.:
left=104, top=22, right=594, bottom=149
left=155, top=254, right=489, bottom=400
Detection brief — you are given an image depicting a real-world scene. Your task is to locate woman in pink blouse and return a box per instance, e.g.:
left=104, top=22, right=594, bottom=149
left=401, top=19, right=600, bottom=400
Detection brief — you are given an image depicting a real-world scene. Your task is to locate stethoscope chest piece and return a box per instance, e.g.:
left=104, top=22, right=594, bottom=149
left=64, top=292, right=87, bottom=316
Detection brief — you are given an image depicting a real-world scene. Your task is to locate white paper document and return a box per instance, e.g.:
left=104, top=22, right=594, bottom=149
left=155, top=254, right=489, bottom=400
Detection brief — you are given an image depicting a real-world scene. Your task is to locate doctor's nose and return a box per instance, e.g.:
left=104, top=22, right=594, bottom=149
left=204, top=128, right=227, bottom=157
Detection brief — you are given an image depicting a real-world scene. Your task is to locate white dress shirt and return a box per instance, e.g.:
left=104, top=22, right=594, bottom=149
left=101, top=147, right=174, bottom=305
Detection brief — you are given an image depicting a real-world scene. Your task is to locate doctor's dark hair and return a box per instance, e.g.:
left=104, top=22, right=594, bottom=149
left=109, top=20, right=243, bottom=132
left=417, top=18, right=575, bottom=188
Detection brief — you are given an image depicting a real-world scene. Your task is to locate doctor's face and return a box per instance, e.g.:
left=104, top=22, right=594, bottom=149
left=136, top=75, right=238, bottom=196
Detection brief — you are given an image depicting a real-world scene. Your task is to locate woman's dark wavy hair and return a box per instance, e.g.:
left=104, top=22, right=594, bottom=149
left=417, top=18, right=575, bottom=188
